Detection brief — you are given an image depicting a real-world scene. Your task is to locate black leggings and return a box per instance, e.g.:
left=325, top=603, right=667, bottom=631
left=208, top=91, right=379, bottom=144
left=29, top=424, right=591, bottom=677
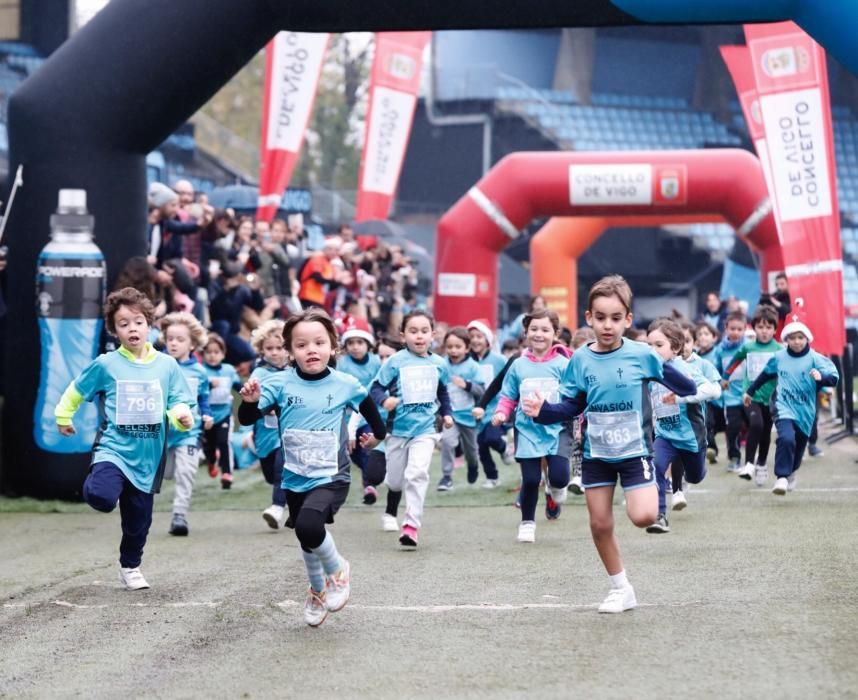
left=203, top=418, right=232, bottom=475
left=706, top=403, right=727, bottom=455
left=745, top=402, right=773, bottom=465
left=725, top=405, right=746, bottom=462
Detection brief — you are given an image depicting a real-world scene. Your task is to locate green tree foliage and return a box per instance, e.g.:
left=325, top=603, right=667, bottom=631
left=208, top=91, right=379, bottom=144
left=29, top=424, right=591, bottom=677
left=198, top=34, right=370, bottom=190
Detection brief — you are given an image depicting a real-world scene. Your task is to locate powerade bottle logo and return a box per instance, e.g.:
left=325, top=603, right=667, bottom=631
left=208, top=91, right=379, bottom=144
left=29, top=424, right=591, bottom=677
left=38, top=265, right=105, bottom=278
left=33, top=189, right=106, bottom=454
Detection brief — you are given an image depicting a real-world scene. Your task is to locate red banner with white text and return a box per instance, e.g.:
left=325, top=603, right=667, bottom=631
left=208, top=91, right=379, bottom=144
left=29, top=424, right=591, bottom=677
left=257, top=32, right=329, bottom=222
left=355, top=32, right=431, bottom=222
left=744, top=22, right=845, bottom=355
left=720, top=44, right=779, bottom=254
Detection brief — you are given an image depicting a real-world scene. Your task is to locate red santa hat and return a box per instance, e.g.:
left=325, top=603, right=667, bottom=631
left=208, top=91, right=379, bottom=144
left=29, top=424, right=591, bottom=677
left=467, top=318, right=494, bottom=346
left=341, top=317, right=375, bottom=346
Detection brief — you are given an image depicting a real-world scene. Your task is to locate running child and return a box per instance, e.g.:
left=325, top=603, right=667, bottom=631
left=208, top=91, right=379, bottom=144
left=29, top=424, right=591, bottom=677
left=249, top=320, right=290, bottom=530
left=202, top=333, right=242, bottom=490
left=238, top=309, right=386, bottom=626
left=568, top=327, right=597, bottom=494
left=695, top=321, right=726, bottom=464
left=675, top=319, right=722, bottom=505
left=714, top=311, right=748, bottom=473
left=161, top=312, right=213, bottom=536
left=743, top=318, right=838, bottom=495
left=337, top=319, right=382, bottom=504
left=492, top=308, right=571, bottom=542
left=722, top=305, right=781, bottom=485
left=468, top=319, right=513, bottom=488
left=645, top=318, right=719, bottom=533
left=437, top=326, right=485, bottom=491
left=370, top=311, right=453, bottom=547
left=523, top=276, right=696, bottom=613
left=364, top=335, right=402, bottom=529
left=55, top=287, right=194, bottom=590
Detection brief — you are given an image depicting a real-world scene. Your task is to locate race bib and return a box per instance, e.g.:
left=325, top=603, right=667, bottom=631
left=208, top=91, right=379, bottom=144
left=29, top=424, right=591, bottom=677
left=186, top=377, right=199, bottom=399
left=478, top=364, right=495, bottom=385
left=210, top=378, right=231, bottom=404
left=746, top=353, right=769, bottom=381
left=586, top=410, right=644, bottom=459
left=115, top=379, right=163, bottom=425
left=651, top=383, right=680, bottom=420
left=449, top=382, right=474, bottom=411
left=263, top=412, right=279, bottom=430
left=400, top=365, right=437, bottom=404
left=281, top=428, right=338, bottom=478
left=520, top=377, right=560, bottom=404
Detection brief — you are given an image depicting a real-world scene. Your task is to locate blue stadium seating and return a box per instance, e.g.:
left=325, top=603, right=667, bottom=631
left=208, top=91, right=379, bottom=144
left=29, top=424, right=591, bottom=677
left=503, top=87, right=858, bottom=325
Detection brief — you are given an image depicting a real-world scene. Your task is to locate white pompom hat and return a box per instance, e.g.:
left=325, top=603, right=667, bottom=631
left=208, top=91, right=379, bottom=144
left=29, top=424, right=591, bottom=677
left=781, top=320, right=813, bottom=343
left=467, top=318, right=494, bottom=346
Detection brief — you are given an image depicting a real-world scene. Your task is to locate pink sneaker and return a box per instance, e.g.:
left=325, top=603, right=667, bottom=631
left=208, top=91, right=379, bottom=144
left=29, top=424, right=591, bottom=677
left=363, top=485, right=378, bottom=505
left=399, top=524, right=418, bottom=547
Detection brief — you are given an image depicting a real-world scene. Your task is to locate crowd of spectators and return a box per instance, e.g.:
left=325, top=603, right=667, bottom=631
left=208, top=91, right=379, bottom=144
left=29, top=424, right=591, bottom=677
left=139, top=180, right=421, bottom=372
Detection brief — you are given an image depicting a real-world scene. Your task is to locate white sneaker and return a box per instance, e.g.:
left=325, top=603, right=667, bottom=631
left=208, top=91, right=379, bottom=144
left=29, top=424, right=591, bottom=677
left=568, top=474, right=584, bottom=495
left=325, top=559, right=350, bottom=612
left=549, top=486, right=568, bottom=505
left=787, top=473, right=797, bottom=492
left=119, top=567, right=150, bottom=591
left=262, top=504, right=286, bottom=530
left=502, top=439, right=515, bottom=465
left=303, top=587, right=328, bottom=627
left=516, top=521, right=536, bottom=543
left=737, top=462, right=755, bottom=480
left=381, top=514, right=399, bottom=532
left=772, top=477, right=789, bottom=496
left=754, top=464, right=769, bottom=487
left=671, top=490, right=688, bottom=511
left=482, top=479, right=500, bottom=489
left=598, top=584, right=636, bottom=614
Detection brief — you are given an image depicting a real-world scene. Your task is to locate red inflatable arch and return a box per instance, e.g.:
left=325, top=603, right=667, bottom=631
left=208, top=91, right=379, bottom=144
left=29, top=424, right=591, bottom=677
left=434, top=149, right=782, bottom=328
left=530, top=213, right=758, bottom=327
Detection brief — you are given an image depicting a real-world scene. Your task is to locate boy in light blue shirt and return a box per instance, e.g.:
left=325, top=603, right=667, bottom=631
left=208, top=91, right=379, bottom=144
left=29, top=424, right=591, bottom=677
left=55, top=288, right=194, bottom=591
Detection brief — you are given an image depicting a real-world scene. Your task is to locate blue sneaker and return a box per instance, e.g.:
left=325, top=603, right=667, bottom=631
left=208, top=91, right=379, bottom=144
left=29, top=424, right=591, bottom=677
left=545, top=493, right=561, bottom=520
left=436, top=475, right=453, bottom=492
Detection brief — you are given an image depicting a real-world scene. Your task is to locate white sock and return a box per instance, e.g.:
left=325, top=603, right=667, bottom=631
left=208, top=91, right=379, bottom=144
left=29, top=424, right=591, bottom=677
left=609, top=570, right=629, bottom=589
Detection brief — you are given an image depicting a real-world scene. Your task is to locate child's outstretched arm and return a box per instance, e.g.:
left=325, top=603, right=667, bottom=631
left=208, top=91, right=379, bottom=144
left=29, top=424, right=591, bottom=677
left=477, top=355, right=516, bottom=410
left=524, top=391, right=587, bottom=424
left=54, top=382, right=85, bottom=436
left=659, top=363, right=697, bottom=397
left=237, top=378, right=264, bottom=425
left=357, top=396, right=387, bottom=449
left=436, top=383, right=453, bottom=429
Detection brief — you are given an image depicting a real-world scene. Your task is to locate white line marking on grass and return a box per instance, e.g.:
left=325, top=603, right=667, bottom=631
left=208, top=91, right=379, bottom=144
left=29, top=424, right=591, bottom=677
left=0, top=599, right=703, bottom=613
left=275, top=600, right=704, bottom=612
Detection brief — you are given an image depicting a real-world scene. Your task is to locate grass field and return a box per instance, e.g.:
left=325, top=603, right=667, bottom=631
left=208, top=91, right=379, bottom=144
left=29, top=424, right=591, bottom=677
left=2, top=426, right=857, bottom=698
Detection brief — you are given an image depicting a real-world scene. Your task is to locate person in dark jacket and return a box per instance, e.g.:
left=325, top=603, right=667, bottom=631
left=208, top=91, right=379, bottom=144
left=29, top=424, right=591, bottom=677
left=209, top=262, right=265, bottom=368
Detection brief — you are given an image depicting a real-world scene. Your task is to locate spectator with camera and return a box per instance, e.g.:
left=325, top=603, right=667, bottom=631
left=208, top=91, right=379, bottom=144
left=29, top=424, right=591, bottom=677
left=147, top=182, right=203, bottom=269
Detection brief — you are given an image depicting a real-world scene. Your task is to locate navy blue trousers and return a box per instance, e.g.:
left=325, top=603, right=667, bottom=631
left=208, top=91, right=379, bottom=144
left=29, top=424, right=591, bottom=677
left=653, top=437, right=707, bottom=514
left=774, top=419, right=809, bottom=478
left=518, top=456, right=569, bottom=522
left=83, top=462, right=154, bottom=569
left=477, top=423, right=505, bottom=480
left=260, top=450, right=287, bottom=507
